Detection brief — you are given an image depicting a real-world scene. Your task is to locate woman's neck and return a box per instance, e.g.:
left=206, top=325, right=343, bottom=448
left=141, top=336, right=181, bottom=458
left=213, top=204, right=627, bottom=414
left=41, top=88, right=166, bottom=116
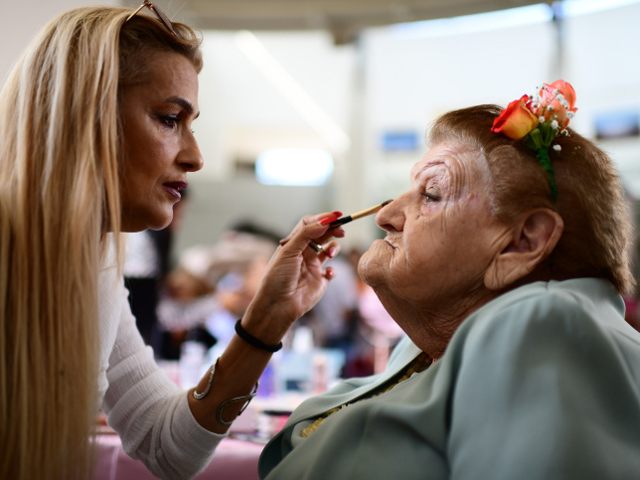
left=378, top=286, right=499, bottom=359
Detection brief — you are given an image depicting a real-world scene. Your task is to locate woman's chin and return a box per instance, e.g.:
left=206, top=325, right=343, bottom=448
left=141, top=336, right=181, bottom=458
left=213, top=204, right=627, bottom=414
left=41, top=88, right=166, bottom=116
left=358, top=250, right=385, bottom=288
left=121, top=212, right=173, bottom=233
left=148, top=218, right=172, bottom=232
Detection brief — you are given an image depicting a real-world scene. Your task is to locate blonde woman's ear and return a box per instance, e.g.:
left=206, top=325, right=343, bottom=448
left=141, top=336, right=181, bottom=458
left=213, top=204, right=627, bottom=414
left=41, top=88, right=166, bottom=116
left=484, top=208, right=564, bottom=291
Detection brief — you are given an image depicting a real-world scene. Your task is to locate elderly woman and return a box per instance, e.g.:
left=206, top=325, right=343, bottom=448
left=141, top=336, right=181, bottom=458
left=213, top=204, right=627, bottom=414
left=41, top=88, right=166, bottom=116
left=258, top=83, right=640, bottom=479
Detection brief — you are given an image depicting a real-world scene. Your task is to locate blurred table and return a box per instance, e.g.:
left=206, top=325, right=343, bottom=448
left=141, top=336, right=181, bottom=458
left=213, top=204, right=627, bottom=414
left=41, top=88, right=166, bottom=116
left=93, top=360, right=314, bottom=480
left=94, top=433, right=264, bottom=480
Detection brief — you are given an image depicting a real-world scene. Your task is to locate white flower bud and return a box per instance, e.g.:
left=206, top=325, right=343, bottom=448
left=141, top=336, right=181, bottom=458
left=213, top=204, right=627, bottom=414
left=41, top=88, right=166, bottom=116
left=553, top=144, right=562, bottom=152
left=547, top=105, right=554, bottom=111
left=566, top=111, right=575, bottom=118
left=539, top=116, right=545, bottom=124
left=551, top=120, right=559, bottom=129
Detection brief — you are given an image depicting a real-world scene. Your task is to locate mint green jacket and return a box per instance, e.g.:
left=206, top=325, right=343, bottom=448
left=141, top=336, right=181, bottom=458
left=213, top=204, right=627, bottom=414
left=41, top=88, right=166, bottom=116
left=259, top=279, right=640, bottom=479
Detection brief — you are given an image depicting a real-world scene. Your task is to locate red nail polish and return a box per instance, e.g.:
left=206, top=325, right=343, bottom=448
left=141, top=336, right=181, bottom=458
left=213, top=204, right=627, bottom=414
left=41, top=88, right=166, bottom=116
left=320, top=217, right=338, bottom=226
left=332, top=211, right=343, bottom=217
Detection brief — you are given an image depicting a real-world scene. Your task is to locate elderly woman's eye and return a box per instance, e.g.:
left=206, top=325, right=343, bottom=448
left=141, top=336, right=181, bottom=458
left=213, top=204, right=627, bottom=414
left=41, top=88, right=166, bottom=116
left=422, top=191, right=440, bottom=203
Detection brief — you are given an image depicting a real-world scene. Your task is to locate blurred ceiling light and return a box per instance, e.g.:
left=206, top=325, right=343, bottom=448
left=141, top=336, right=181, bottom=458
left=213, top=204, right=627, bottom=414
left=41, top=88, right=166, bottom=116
left=390, top=4, right=553, bottom=39
left=562, top=0, right=640, bottom=16
left=256, top=149, right=334, bottom=186
left=235, top=31, right=351, bottom=154
left=391, top=0, right=640, bottom=40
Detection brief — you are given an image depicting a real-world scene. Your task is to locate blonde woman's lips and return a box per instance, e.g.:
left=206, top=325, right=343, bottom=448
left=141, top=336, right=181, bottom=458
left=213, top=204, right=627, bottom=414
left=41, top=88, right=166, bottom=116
left=163, top=181, right=188, bottom=199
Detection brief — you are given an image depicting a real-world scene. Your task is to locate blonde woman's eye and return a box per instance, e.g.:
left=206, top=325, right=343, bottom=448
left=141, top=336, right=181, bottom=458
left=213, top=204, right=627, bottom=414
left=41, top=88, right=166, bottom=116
left=191, top=128, right=195, bottom=134
left=160, top=115, right=179, bottom=129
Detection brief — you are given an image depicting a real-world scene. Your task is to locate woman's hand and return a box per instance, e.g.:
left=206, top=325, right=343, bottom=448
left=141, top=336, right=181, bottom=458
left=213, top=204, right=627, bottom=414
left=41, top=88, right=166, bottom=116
left=241, top=212, right=345, bottom=341
left=189, top=212, right=344, bottom=432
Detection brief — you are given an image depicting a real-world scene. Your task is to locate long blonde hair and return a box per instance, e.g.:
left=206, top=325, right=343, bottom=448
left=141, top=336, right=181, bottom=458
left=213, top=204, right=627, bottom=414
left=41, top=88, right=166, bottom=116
left=0, top=7, right=201, bottom=478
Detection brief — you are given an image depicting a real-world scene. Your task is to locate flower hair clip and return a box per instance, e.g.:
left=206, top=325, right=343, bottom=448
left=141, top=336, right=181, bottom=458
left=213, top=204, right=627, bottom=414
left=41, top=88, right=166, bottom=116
left=491, top=80, right=578, bottom=202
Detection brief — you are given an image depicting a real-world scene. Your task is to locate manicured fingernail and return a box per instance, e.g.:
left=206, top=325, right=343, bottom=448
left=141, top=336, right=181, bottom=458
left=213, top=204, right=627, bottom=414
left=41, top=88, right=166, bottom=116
left=320, top=216, right=338, bottom=226
left=327, top=246, right=338, bottom=258
left=279, top=238, right=288, bottom=245
left=332, top=211, right=343, bottom=217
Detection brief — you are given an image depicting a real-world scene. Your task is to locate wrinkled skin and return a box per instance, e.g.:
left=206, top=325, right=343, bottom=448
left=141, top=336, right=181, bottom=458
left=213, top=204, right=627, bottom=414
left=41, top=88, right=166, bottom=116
left=358, top=142, right=513, bottom=358
left=119, top=53, right=203, bottom=232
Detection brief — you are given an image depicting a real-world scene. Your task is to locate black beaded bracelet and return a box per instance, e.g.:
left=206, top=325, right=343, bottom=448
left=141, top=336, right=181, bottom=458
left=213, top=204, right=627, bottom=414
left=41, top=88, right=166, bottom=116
left=234, top=319, right=283, bottom=353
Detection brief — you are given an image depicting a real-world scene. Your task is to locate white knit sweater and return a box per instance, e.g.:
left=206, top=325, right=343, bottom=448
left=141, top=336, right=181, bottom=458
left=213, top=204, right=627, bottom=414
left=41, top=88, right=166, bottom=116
left=98, top=256, right=225, bottom=479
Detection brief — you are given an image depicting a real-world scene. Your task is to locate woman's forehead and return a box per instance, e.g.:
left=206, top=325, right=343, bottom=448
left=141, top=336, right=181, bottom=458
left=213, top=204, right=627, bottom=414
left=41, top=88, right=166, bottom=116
left=411, top=143, right=487, bottom=186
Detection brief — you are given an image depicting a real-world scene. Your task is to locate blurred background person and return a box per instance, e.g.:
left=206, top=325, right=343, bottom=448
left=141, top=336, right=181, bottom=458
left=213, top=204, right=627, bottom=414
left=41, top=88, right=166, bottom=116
left=155, top=221, right=281, bottom=360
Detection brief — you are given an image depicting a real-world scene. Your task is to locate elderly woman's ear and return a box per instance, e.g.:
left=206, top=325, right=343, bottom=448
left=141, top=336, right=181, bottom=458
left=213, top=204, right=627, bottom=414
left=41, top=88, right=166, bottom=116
left=484, top=209, right=564, bottom=290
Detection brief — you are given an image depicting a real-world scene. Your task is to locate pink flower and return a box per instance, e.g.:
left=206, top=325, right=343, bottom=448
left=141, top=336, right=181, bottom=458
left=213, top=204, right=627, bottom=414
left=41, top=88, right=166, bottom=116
left=534, top=80, right=578, bottom=129
left=491, top=95, right=539, bottom=140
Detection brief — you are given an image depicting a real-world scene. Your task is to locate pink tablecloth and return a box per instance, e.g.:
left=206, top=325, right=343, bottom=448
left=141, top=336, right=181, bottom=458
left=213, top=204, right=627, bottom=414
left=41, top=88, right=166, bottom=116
left=94, top=434, right=263, bottom=480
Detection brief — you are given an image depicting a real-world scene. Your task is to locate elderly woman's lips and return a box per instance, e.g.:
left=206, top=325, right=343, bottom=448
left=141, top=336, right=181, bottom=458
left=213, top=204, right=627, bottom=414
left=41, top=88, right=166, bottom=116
left=162, top=181, right=188, bottom=199
left=383, top=238, right=397, bottom=249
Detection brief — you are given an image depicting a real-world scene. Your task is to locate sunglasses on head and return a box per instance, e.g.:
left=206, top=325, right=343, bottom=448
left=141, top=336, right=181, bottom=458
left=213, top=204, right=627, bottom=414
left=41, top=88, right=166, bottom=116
left=126, top=1, right=177, bottom=36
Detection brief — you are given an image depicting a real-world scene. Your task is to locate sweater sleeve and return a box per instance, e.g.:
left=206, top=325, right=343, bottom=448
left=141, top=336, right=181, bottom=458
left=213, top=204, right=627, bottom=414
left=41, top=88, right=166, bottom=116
left=101, top=274, right=225, bottom=480
left=447, top=286, right=640, bottom=479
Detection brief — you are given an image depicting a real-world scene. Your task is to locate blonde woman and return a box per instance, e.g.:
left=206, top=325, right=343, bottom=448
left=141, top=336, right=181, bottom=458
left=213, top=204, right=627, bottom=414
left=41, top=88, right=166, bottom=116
left=0, top=4, right=344, bottom=479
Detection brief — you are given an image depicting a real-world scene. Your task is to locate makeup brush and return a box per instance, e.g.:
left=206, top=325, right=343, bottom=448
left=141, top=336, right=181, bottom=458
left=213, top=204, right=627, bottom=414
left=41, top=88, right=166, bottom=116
left=328, top=199, right=394, bottom=229
left=307, top=200, right=394, bottom=253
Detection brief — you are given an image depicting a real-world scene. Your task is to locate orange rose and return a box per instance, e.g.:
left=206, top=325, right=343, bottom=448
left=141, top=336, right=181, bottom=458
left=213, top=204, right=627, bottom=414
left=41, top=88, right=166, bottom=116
left=491, top=95, right=539, bottom=140
left=534, top=80, right=578, bottom=128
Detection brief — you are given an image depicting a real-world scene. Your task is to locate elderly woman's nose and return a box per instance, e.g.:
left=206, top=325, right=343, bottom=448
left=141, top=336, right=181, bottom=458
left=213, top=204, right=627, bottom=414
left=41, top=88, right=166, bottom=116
left=376, top=194, right=405, bottom=232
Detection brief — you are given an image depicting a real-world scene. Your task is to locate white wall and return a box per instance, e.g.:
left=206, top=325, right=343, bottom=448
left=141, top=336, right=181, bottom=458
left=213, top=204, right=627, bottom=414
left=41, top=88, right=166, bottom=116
left=562, top=3, right=640, bottom=190
left=195, top=31, right=356, bottom=180
left=175, top=30, right=358, bottom=254
left=0, top=0, right=118, bottom=85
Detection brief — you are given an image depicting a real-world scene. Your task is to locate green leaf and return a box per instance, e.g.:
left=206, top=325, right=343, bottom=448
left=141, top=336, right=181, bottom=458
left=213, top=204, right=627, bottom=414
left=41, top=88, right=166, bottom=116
left=529, top=128, right=544, bottom=150
left=522, top=135, right=537, bottom=150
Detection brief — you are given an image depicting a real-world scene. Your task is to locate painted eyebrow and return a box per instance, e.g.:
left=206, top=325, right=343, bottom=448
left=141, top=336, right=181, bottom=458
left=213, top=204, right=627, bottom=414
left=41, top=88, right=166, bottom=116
left=166, top=96, right=200, bottom=119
